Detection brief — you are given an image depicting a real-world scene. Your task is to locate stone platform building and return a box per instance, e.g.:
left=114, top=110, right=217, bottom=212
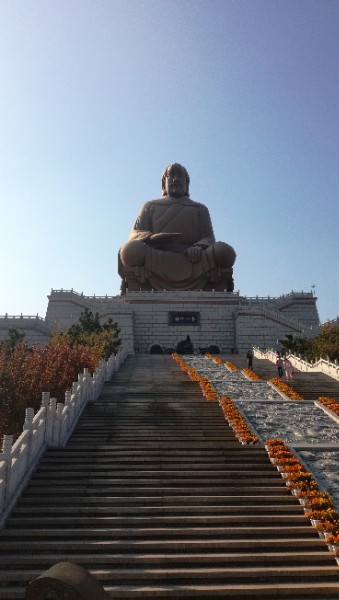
left=42, top=288, right=319, bottom=354
left=0, top=288, right=319, bottom=353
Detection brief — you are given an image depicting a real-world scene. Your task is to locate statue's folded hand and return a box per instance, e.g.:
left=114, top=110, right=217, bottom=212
left=149, top=232, right=181, bottom=242
left=187, top=245, right=203, bottom=263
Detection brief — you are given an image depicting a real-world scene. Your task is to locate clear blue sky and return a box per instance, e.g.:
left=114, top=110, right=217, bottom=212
left=1, top=0, right=338, bottom=323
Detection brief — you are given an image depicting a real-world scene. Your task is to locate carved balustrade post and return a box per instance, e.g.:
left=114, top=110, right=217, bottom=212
left=41, top=392, right=50, bottom=442
left=64, top=390, right=72, bottom=432
left=1, top=435, right=13, bottom=506
left=88, top=375, right=95, bottom=403
left=55, top=403, right=63, bottom=445
left=83, top=368, right=90, bottom=400
left=76, top=373, right=83, bottom=405
left=47, top=398, right=57, bottom=445
left=23, top=407, right=34, bottom=466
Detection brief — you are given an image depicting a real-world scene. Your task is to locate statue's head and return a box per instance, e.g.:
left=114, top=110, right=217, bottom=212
left=162, top=163, right=190, bottom=197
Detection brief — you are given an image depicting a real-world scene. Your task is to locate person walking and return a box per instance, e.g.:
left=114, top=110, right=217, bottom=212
left=276, top=355, right=284, bottom=378
left=284, top=357, right=294, bottom=380
left=246, top=349, right=254, bottom=370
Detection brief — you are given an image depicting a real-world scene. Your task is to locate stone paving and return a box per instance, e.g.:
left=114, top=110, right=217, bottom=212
left=185, top=356, right=339, bottom=509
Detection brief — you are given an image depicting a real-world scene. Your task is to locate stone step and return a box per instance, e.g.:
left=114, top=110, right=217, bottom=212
left=0, top=537, right=328, bottom=552
left=239, top=355, right=339, bottom=402
left=17, top=494, right=299, bottom=506
left=37, top=459, right=272, bottom=468
left=63, top=441, right=258, bottom=449
left=12, top=504, right=303, bottom=516
left=1, top=525, right=319, bottom=541
left=103, top=582, right=339, bottom=598
left=34, top=464, right=276, bottom=472
left=1, top=354, right=338, bottom=599
left=28, top=473, right=282, bottom=484
left=2, top=565, right=339, bottom=584
left=68, top=436, right=239, bottom=442
left=20, top=485, right=288, bottom=497
left=30, top=470, right=278, bottom=480
left=41, top=449, right=269, bottom=457
left=6, top=514, right=309, bottom=528
left=2, top=581, right=339, bottom=600
left=0, top=551, right=334, bottom=568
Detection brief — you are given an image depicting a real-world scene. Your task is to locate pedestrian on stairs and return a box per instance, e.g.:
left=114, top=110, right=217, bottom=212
left=284, top=357, right=293, bottom=380
left=276, top=355, right=284, bottom=378
left=246, top=349, right=254, bottom=370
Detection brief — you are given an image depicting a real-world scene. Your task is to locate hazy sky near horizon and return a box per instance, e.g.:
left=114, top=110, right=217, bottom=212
left=0, top=0, right=338, bottom=323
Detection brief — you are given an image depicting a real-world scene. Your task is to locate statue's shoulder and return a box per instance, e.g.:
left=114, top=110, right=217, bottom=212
left=139, top=196, right=209, bottom=211
left=137, top=199, right=161, bottom=212
left=188, top=197, right=210, bottom=211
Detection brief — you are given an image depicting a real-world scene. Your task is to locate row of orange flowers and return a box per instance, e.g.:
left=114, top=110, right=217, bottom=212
left=265, top=438, right=339, bottom=550
left=172, top=353, right=259, bottom=440
left=242, top=368, right=262, bottom=381
left=173, top=353, right=339, bottom=552
left=204, top=353, right=238, bottom=371
left=172, top=353, right=218, bottom=401
left=268, top=377, right=304, bottom=401
left=317, top=396, right=339, bottom=417
left=224, top=360, right=238, bottom=371
left=220, top=396, right=259, bottom=444
left=173, top=353, right=339, bottom=554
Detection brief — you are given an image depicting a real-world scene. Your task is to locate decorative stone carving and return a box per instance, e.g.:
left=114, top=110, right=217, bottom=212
left=118, top=163, right=236, bottom=293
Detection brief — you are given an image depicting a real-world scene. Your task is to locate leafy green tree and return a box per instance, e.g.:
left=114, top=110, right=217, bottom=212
left=308, top=324, right=339, bottom=362
left=64, top=309, right=121, bottom=359
left=278, top=334, right=310, bottom=357
left=0, top=328, right=26, bottom=353
left=279, top=325, right=339, bottom=362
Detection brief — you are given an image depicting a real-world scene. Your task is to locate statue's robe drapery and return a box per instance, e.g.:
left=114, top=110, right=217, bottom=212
left=127, top=196, right=218, bottom=290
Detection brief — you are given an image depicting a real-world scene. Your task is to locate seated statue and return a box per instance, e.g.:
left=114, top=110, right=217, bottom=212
left=118, top=163, right=236, bottom=293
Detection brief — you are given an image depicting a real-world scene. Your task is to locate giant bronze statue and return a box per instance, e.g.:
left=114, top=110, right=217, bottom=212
left=118, top=163, right=236, bottom=293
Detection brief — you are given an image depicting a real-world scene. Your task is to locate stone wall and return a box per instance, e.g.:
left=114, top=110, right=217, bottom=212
left=45, top=290, right=134, bottom=351
left=0, top=316, right=50, bottom=346
left=0, top=289, right=320, bottom=354
left=124, top=290, right=239, bottom=353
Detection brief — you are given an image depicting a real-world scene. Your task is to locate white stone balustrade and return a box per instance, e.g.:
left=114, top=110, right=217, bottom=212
left=253, top=347, right=339, bottom=381
left=0, top=345, right=128, bottom=528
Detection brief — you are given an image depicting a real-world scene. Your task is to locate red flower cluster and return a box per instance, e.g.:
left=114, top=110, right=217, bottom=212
left=0, top=337, right=104, bottom=439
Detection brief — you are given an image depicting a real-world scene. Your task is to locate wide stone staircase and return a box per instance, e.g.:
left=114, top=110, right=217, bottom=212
left=229, top=354, right=339, bottom=402
left=1, top=354, right=339, bottom=598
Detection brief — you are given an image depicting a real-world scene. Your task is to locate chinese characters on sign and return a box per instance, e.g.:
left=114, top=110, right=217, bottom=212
left=169, top=312, right=200, bottom=326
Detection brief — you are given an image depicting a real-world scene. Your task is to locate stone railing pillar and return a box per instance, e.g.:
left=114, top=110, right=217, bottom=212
left=22, top=408, right=34, bottom=467
left=1, top=435, right=13, bottom=506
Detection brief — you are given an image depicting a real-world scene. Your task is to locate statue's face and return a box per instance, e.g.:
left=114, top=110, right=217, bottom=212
left=164, top=165, right=186, bottom=197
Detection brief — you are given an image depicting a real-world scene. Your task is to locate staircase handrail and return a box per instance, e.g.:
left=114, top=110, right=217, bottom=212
left=0, top=345, right=129, bottom=528
left=253, top=347, right=339, bottom=381
left=238, top=305, right=311, bottom=334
